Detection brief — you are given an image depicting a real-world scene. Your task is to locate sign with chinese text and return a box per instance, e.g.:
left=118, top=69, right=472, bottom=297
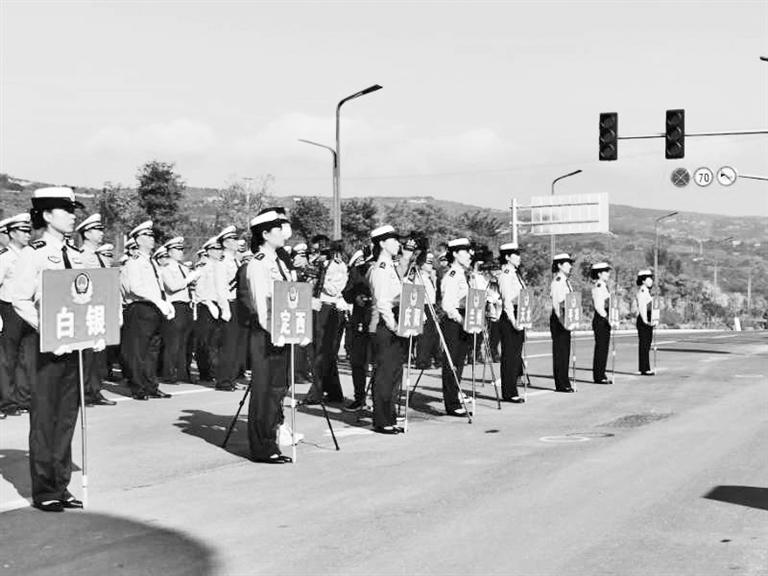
left=609, top=296, right=620, bottom=328
left=517, top=288, right=533, bottom=329
left=564, top=292, right=582, bottom=330
left=40, top=269, right=121, bottom=353
left=463, top=287, right=487, bottom=334
left=271, top=281, right=313, bottom=345
left=651, top=296, right=661, bottom=322
left=397, top=283, right=426, bottom=338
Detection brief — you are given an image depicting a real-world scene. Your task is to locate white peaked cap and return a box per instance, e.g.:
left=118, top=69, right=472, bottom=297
left=75, top=213, right=104, bottom=233
left=128, top=220, right=153, bottom=238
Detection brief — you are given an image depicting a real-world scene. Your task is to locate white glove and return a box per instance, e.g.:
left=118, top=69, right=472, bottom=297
left=221, top=307, right=232, bottom=322
left=311, top=297, right=322, bottom=312
left=205, top=301, right=219, bottom=319
left=163, top=301, right=175, bottom=320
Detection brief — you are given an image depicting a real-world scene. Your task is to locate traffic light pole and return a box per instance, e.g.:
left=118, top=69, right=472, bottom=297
left=618, top=129, right=768, bottom=140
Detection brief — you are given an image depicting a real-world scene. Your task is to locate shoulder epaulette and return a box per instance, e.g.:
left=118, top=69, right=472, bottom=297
left=0, top=247, right=7, bottom=255
left=449, top=270, right=456, bottom=277
left=596, top=281, right=603, bottom=287
left=503, top=268, right=510, bottom=274
left=131, top=253, right=140, bottom=259
left=255, top=253, right=265, bottom=261
left=30, top=240, right=46, bottom=250
left=378, top=262, right=386, bottom=269
left=555, top=276, right=561, bottom=282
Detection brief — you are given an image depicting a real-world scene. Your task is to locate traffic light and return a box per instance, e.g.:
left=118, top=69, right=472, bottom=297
left=599, top=112, right=618, bottom=161
left=665, top=109, right=685, bottom=159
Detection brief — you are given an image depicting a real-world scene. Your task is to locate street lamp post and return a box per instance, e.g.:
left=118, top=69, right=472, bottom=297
left=334, top=84, right=382, bottom=239
left=712, top=236, right=734, bottom=289
left=550, top=169, right=583, bottom=260
left=298, top=139, right=337, bottom=215
left=654, top=211, right=679, bottom=291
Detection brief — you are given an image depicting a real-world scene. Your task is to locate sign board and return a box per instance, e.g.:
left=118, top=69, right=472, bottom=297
left=397, top=283, right=426, bottom=338
left=517, top=288, right=533, bottom=329
left=528, top=193, right=609, bottom=235
left=463, top=287, right=487, bottom=334
left=608, top=296, right=620, bottom=328
left=40, top=269, right=121, bottom=353
left=271, top=281, right=313, bottom=345
left=564, top=291, right=582, bottom=331
left=651, top=296, right=661, bottom=323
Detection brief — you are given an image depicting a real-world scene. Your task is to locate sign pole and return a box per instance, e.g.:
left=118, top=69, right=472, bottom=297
left=77, top=348, right=89, bottom=508
left=610, top=331, right=616, bottom=384
left=290, top=343, right=296, bottom=464
left=471, top=333, right=477, bottom=417
left=522, top=339, right=529, bottom=402
left=570, top=334, right=577, bottom=391
left=405, top=336, right=412, bottom=433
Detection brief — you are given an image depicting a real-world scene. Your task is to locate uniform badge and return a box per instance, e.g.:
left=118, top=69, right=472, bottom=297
left=31, top=240, right=47, bottom=250
left=555, top=276, right=561, bottom=281
left=379, top=262, right=386, bottom=269
left=449, top=270, right=456, bottom=277
left=71, top=272, right=94, bottom=304
left=503, top=269, right=510, bottom=274
left=255, top=253, right=265, bottom=261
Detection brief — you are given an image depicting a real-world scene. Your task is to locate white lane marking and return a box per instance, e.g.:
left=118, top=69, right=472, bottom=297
left=733, top=374, right=765, bottom=379
left=324, top=427, right=374, bottom=438
left=525, top=390, right=554, bottom=398
left=708, top=334, right=739, bottom=340
left=540, top=435, right=589, bottom=443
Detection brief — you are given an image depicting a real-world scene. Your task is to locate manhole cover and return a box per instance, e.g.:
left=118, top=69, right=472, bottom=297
left=601, top=412, right=673, bottom=428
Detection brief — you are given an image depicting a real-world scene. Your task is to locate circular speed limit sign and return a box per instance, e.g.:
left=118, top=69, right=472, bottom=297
left=693, top=167, right=714, bottom=187
left=671, top=167, right=690, bottom=188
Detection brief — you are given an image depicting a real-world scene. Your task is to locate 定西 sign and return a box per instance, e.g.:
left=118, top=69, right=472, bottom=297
left=463, top=287, right=487, bottom=334
left=271, top=281, right=313, bottom=345
left=397, top=283, right=426, bottom=338
left=40, top=269, right=121, bottom=353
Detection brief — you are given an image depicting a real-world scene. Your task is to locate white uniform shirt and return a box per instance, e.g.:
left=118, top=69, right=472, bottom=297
left=368, top=254, right=401, bottom=331
left=10, top=231, right=84, bottom=330
left=195, top=258, right=230, bottom=316
left=550, top=271, right=573, bottom=318
left=120, top=251, right=167, bottom=310
left=246, top=244, right=290, bottom=332
left=592, top=280, right=610, bottom=318
left=636, top=285, right=653, bottom=324
left=499, top=263, right=525, bottom=324
left=80, top=244, right=106, bottom=269
left=441, top=262, right=473, bottom=323
left=0, top=243, right=23, bottom=302
left=161, top=261, right=194, bottom=303
left=221, top=252, right=239, bottom=302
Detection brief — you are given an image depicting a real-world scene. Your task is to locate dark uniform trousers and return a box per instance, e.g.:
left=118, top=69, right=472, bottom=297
left=550, top=311, right=572, bottom=390
left=415, top=311, right=441, bottom=368
left=28, top=335, right=80, bottom=505
left=346, top=320, right=370, bottom=402
left=218, top=301, right=248, bottom=386
left=124, top=302, right=163, bottom=395
left=247, top=326, right=288, bottom=459
left=82, top=348, right=107, bottom=401
left=636, top=315, right=653, bottom=373
left=499, top=312, right=524, bottom=399
left=592, top=313, right=611, bottom=381
left=440, top=318, right=470, bottom=412
left=0, top=300, right=33, bottom=412
left=307, top=303, right=344, bottom=401
left=194, top=305, right=221, bottom=381
left=488, top=318, right=502, bottom=361
left=161, top=302, right=194, bottom=382
left=372, top=322, right=405, bottom=428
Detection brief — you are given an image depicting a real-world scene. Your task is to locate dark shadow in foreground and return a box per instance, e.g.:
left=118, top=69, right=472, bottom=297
left=704, top=485, right=768, bottom=511
left=0, top=449, right=80, bottom=501
left=0, top=508, right=214, bottom=576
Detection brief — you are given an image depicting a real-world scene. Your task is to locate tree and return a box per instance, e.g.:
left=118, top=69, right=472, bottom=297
left=291, top=197, right=331, bottom=242
left=213, top=176, right=272, bottom=233
left=454, top=210, right=503, bottom=247
left=97, top=182, right=146, bottom=252
left=341, top=198, right=378, bottom=252
left=136, top=161, right=186, bottom=242
left=385, top=201, right=459, bottom=247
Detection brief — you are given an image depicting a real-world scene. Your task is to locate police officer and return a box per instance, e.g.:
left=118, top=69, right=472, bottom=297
left=591, top=262, right=612, bottom=383
left=245, top=210, right=292, bottom=463
left=413, top=252, right=441, bottom=370
left=498, top=242, right=526, bottom=403
left=216, top=226, right=248, bottom=391
left=10, top=187, right=86, bottom=512
left=0, top=213, right=33, bottom=417
left=341, top=246, right=374, bottom=411
left=120, top=220, right=175, bottom=400
left=75, top=213, right=116, bottom=406
left=368, top=225, right=405, bottom=433
left=636, top=269, right=656, bottom=375
left=159, top=237, right=200, bottom=384
left=440, top=237, right=477, bottom=416
left=550, top=253, right=575, bottom=392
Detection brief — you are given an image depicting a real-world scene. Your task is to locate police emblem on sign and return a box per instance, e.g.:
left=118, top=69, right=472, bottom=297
left=463, top=287, right=487, bottom=334
left=397, top=283, right=426, bottom=338
left=71, top=273, right=94, bottom=304
left=272, top=281, right=313, bottom=345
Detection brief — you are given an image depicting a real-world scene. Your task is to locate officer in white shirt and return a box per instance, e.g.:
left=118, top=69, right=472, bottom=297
left=498, top=242, right=526, bottom=403
left=245, top=210, right=292, bottom=463
left=413, top=252, right=440, bottom=370
left=590, top=262, right=612, bottom=383
left=550, top=253, right=575, bottom=392
left=367, top=225, right=405, bottom=434
left=74, top=213, right=116, bottom=406
left=193, top=237, right=229, bottom=384
left=120, top=220, right=174, bottom=400
left=0, top=213, right=33, bottom=416
left=159, top=237, right=199, bottom=383
left=217, top=226, right=248, bottom=391
left=10, top=187, right=86, bottom=511
left=635, top=269, right=656, bottom=375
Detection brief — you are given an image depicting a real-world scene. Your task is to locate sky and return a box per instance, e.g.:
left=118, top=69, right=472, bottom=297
left=1, top=0, right=767, bottom=217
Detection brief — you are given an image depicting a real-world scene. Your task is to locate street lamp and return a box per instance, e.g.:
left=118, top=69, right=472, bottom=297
left=550, top=169, right=583, bottom=260
left=298, top=139, right=337, bottom=215
left=333, top=84, right=382, bottom=239
left=654, top=211, right=678, bottom=290
left=712, top=236, right=734, bottom=289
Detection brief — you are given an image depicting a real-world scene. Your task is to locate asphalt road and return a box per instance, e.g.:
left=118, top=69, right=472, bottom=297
left=1, top=330, right=766, bottom=576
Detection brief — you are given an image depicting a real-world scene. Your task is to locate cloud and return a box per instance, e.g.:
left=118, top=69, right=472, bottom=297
left=87, top=118, right=217, bottom=157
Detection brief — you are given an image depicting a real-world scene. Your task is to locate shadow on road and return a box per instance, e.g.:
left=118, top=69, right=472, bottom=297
left=0, top=507, right=214, bottom=576
left=0, top=449, right=82, bottom=501
left=173, top=409, right=251, bottom=459
left=704, top=485, right=768, bottom=511
left=656, top=347, right=732, bottom=355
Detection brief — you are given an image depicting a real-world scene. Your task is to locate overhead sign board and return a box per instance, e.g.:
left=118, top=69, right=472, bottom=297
left=528, top=193, right=609, bottom=235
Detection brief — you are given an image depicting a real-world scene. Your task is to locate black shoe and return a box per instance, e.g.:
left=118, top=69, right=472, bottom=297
left=508, top=397, right=525, bottom=404
left=215, top=384, right=236, bottom=392
left=253, top=453, right=288, bottom=464
left=93, top=394, right=117, bottom=406
left=557, top=387, right=575, bottom=393
left=446, top=408, right=468, bottom=417
left=641, top=371, right=655, bottom=376
left=0, top=412, right=5, bottom=420
left=300, top=396, right=321, bottom=406
left=594, top=378, right=610, bottom=384
left=343, top=399, right=366, bottom=412
left=374, top=426, right=399, bottom=434
left=60, top=497, right=83, bottom=509
left=148, top=390, right=172, bottom=399
left=34, top=500, right=64, bottom=513
left=132, top=393, right=148, bottom=401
